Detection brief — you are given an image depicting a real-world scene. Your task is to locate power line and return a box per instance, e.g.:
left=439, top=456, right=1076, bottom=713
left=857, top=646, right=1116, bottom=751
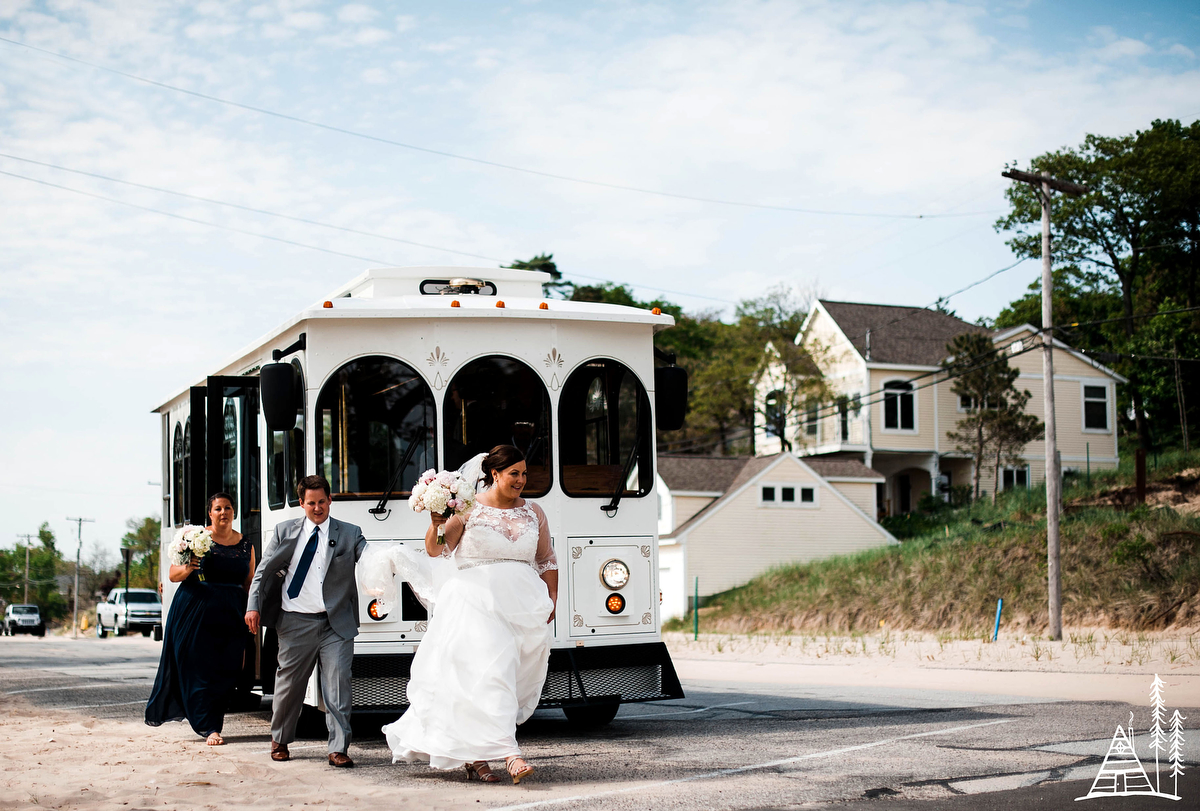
left=0, top=152, right=505, bottom=262
left=0, top=35, right=999, bottom=220
left=1057, top=306, right=1200, bottom=331
left=0, top=152, right=746, bottom=306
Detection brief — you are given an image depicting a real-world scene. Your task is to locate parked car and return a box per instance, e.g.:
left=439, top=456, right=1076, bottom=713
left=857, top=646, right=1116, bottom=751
left=3, top=604, right=46, bottom=637
left=96, top=588, right=163, bottom=639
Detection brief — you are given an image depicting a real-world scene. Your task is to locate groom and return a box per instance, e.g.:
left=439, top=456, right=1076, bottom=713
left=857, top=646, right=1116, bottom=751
left=246, top=475, right=367, bottom=767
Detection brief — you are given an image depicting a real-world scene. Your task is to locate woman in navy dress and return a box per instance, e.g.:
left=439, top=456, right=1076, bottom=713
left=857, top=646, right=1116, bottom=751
left=145, top=493, right=256, bottom=745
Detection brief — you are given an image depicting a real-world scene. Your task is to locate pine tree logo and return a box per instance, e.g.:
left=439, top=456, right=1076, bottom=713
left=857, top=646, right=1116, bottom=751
left=1076, top=673, right=1185, bottom=802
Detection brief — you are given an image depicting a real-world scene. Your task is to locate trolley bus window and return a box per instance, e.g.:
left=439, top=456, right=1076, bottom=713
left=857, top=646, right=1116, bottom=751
left=222, top=400, right=239, bottom=507
left=443, top=357, right=552, bottom=497
left=267, top=360, right=306, bottom=510
left=183, top=418, right=192, bottom=519
left=172, top=422, right=184, bottom=525
left=559, top=359, right=652, bottom=497
left=315, top=356, right=435, bottom=499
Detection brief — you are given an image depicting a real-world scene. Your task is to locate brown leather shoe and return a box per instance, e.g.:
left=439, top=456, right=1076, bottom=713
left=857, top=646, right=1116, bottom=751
left=270, top=741, right=290, bottom=762
left=328, top=752, right=355, bottom=768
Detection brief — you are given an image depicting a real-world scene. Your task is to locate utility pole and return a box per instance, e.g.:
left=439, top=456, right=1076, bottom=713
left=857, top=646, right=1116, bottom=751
left=66, top=517, right=95, bottom=639
left=15, top=534, right=36, bottom=604
left=1001, top=168, right=1088, bottom=642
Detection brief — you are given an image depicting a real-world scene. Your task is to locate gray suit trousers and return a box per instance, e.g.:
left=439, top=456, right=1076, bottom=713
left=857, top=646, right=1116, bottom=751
left=272, top=611, right=354, bottom=754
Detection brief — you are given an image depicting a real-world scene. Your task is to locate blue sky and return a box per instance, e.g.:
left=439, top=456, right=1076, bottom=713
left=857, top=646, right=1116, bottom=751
left=1, top=0, right=1198, bottom=559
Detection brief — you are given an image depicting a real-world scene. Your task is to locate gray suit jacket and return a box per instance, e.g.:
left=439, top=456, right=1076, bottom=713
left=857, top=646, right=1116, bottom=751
left=247, top=516, right=368, bottom=641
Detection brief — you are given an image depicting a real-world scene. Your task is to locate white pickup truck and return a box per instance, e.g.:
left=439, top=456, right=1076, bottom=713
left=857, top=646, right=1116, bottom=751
left=96, top=588, right=163, bottom=640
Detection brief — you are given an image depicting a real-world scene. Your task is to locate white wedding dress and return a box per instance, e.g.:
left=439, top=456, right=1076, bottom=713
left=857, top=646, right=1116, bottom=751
left=381, top=501, right=557, bottom=769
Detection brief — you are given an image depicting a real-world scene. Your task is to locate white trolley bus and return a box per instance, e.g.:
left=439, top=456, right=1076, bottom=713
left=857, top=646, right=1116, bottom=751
left=154, top=266, right=688, bottom=726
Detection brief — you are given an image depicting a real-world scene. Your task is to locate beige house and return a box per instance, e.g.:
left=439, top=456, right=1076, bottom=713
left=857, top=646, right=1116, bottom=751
left=756, top=300, right=1127, bottom=515
left=656, top=453, right=893, bottom=617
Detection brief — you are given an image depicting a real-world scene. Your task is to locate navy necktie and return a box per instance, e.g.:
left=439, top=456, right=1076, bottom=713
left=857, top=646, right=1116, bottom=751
left=287, top=526, right=321, bottom=600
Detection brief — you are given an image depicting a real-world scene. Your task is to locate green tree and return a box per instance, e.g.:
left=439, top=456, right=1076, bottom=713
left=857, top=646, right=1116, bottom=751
left=985, top=390, right=1044, bottom=505
left=944, top=333, right=1017, bottom=499
left=996, top=120, right=1200, bottom=450
left=505, top=253, right=574, bottom=298
left=122, top=516, right=162, bottom=589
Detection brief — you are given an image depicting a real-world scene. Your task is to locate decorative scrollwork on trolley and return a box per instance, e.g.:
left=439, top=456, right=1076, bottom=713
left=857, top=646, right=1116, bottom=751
left=571, top=546, right=582, bottom=559
left=640, top=545, right=651, bottom=558
left=413, top=621, right=428, bottom=632
left=641, top=612, right=652, bottom=625
left=572, top=615, right=584, bottom=627
left=427, top=346, right=449, bottom=367
left=544, top=348, right=564, bottom=368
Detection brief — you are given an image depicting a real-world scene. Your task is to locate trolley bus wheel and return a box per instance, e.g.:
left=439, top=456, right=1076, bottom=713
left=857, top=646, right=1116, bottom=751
left=563, top=702, right=620, bottom=729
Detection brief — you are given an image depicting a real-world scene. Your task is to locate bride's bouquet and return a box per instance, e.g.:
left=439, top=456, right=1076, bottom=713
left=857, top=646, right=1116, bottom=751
left=410, top=468, right=476, bottom=544
left=168, top=525, right=215, bottom=582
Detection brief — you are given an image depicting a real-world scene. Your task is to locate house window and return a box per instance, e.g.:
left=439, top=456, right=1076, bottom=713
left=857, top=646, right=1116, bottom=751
left=805, top=401, right=819, bottom=437
left=959, top=394, right=974, bottom=411
left=883, top=380, right=915, bottom=430
left=1083, top=385, right=1109, bottom=431
left=1002, top=466, right=1029, bottom=490
left=760, top=482, right=817, bottom=508
left=838, top=397, right=850, bottom=441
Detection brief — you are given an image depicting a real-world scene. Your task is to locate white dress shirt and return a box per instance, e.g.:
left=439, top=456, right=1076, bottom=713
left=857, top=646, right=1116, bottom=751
left=281, top=517, right=331, bottom=614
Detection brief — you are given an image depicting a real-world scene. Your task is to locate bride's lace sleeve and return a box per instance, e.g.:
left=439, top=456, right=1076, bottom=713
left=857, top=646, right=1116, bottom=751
left=531, top=503, right=557, bottom=575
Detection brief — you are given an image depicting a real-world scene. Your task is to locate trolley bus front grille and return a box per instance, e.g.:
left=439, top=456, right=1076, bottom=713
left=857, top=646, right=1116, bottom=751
left=349, top=642, right=684, bottom=712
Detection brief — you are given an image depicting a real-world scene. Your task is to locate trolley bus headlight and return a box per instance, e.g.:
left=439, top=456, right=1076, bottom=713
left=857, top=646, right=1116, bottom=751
left=605, top=593, right=626, bottom=614
left=367, top=599, right=388, bottom=621
left=600, top=559, right=630, bottom=590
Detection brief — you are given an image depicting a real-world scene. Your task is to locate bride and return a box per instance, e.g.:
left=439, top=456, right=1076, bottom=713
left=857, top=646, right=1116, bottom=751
left=381, top=444, right=558, bottom=784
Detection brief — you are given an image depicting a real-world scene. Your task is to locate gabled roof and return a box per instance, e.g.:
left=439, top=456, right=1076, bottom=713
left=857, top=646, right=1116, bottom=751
left=812, top=300, right=987, bottom=367
left=657, top=455, right=750, bottom=493
left=802, top=457, right=884, bottom=481
left=662, top=453, right=896, bottom=544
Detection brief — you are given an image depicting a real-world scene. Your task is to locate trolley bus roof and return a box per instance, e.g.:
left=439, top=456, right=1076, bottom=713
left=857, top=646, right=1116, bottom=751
left=153, top=267, right=675, bottom=411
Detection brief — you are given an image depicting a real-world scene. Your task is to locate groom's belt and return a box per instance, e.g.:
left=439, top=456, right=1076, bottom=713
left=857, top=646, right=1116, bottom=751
left=282, top=610, right=328, bottom=619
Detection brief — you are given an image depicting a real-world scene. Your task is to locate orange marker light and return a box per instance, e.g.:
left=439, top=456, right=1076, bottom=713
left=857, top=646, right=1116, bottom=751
left=539, top=302, right=549, bottom=310
left=450, top=300, right=460, bottom=308
left=496, top=300, right=505, bottom=308
left=323, top=300, right=334, bottom=309
left=651, top=307, right=662, bottom=315
left=605, top=593, right=625, bottom=614
left=367, top=599, right=388, bottom=621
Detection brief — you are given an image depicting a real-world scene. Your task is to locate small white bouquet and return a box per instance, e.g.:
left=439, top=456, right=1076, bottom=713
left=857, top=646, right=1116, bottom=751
left=410, top=468, right=476, bottom=544
left=168, top=525, right=215, bottom=582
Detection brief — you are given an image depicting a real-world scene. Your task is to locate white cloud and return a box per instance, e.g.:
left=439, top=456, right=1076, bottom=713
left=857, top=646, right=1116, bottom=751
left=337, top=3, right=376, bottom=24
left=1166, top=43, right=1195, bottom=59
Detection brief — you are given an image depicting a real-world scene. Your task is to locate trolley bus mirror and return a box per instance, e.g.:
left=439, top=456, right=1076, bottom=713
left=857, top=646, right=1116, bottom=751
left=654, top=365, right=688, bottom=431
left=260, top=362, right=297, bottom=432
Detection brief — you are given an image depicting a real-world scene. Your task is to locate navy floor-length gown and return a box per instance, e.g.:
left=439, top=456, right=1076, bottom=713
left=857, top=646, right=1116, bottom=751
left=145, top=536, right=251, bottom=737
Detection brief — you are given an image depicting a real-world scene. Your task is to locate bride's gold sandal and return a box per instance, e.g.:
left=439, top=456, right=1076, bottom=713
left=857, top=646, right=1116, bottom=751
left=465, top=761, right=500, bottom=783
left=506, top=756, right=535, bottom=784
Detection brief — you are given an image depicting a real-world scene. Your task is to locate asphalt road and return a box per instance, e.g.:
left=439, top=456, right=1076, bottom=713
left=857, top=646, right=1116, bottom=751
left=2, top=635, right=1196, bottom=810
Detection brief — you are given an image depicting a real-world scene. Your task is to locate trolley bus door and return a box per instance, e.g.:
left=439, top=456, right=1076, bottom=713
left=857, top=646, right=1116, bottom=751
left=205, top=375, right=263, bottom=704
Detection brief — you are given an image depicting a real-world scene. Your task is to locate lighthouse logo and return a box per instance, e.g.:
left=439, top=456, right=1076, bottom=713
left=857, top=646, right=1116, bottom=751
left=1077, top=674, right=1185, bottom=802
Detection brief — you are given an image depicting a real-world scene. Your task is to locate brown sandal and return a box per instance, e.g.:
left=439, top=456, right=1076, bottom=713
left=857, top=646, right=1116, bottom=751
left=506, top=756, right=534, bottom=784
left=465, top=761, right=500, bottom=783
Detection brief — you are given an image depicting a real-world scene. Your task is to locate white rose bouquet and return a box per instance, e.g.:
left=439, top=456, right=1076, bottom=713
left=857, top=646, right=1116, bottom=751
left=168, top=525, right=215, bottom=582
left=410, top=468, right=476, bottom=544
